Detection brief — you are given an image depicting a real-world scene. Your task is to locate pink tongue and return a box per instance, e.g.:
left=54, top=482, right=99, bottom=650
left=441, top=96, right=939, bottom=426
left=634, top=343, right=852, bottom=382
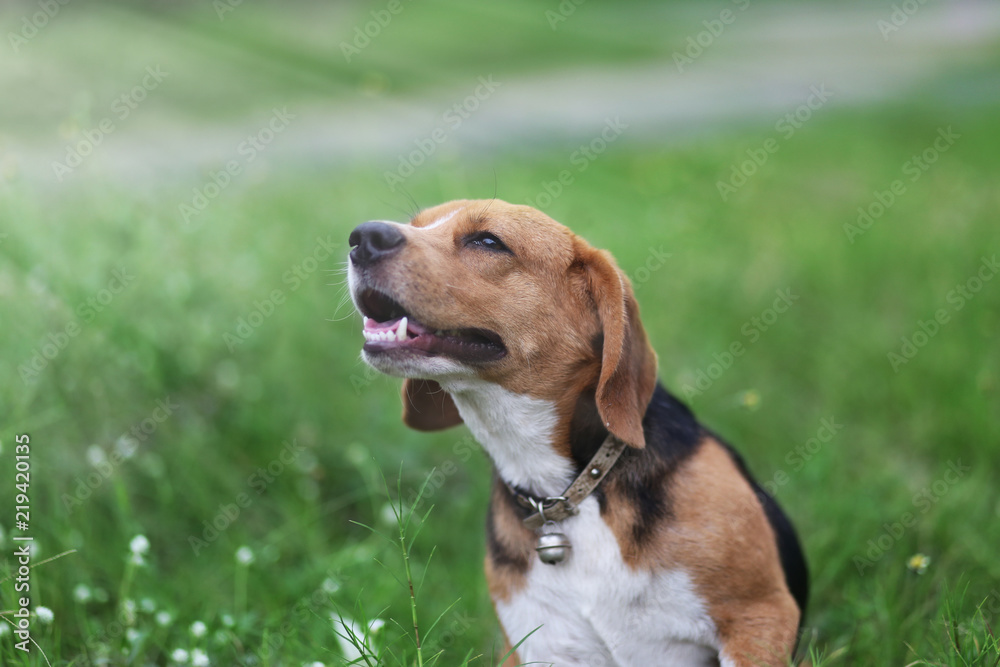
left=364, top=317, right=401, bottom=333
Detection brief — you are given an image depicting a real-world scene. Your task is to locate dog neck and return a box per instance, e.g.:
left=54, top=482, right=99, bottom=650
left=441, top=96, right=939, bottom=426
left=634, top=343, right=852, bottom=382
left=441, top=379, right=575, bottom=497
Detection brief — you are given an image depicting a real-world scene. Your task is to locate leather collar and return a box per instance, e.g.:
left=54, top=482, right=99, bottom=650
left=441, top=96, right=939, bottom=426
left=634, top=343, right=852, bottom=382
left=504, top=434, right=627, bottom=531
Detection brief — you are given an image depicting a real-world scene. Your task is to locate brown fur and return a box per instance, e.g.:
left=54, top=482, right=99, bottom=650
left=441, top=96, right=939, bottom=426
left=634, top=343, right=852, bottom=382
left=396, top=200, right=655, bottom=450
left=402, top=379, right=462, bottom=431
left=363, top=199, right=799, bottom=665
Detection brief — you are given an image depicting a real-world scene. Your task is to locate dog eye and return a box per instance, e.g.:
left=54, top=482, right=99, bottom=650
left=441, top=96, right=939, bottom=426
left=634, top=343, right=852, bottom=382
left=466, top=232, right=512, bottom=254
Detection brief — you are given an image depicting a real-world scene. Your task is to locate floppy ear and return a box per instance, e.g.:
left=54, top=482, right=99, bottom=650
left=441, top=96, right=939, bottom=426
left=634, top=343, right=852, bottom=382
left=401, top=379, right=464, bottom=431
left=582, top=246, right=658, bottom=449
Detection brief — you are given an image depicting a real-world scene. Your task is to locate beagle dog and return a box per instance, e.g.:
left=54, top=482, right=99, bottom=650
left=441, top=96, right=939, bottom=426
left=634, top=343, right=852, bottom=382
left=347, top=200, right=808, bottom=667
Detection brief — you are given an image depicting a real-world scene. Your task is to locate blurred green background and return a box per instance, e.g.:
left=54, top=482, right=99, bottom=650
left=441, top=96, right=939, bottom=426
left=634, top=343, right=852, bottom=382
left=1, top=0, right=999, bottom=665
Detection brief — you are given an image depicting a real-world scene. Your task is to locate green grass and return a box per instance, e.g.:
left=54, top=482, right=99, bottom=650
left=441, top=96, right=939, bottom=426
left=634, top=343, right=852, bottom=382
left=2, top=1, right=1000, bottom=665
left=2, top=103, right=999, bottom=665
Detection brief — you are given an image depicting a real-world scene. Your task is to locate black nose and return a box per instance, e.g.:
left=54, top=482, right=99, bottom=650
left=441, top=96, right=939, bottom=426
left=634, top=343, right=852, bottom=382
left=349, top=221, right=406, bottom=267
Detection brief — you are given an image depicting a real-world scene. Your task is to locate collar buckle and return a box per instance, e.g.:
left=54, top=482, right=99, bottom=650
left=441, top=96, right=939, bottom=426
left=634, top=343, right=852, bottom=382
left=513, top=434, right=627, bottom=531
left=526, top=495, right=572, bottom=524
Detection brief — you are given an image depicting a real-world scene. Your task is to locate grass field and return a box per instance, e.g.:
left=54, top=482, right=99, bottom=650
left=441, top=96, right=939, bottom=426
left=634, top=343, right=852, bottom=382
left=2, top=1, right=1000, bottom=665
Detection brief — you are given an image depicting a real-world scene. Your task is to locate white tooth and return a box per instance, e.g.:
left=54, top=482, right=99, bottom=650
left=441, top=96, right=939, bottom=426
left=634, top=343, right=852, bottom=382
left=396, top=317, right=408, bottom=341
left=363, top=316, right=370, bottom=326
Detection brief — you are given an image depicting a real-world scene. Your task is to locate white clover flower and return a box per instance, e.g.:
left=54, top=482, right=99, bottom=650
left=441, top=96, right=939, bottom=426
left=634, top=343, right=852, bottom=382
left=379, top=502, right=398, bottom=526
left=221, top=613, right=235, bottom=627
left=122, top=599, right=137, bottom=625
left=170, top=648, right=189, bottom=663
left=332, top=615, right=384, bottom=662
left=321, top=578, right=340, bottom=594
left=0, top=622, right=9, bottom=636
left=156, top=610, right=173, bottom=627
left=190, top=620, right=207, bottom=638
left=35, top=606, right=54, bottom=624
left=235, top=546, right=254, bottom=565
left=115, top=435, right=139, bottom=460
left=191, top=649, right=209, bottom=666
left=86, top=445, right=107, bottom=467
left=140, top=597, right=156, bottom=613
left=130, top=535, right=150, bottom=555
left=126, top=628, right=141, bottom=644
left=73, top=583, right=92, bottom=603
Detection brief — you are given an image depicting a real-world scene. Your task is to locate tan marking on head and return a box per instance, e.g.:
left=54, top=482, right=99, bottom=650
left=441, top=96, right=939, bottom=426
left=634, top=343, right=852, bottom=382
left=602, top=437, right=800, bottom=663
left=372, top=200, right=655, bottom=450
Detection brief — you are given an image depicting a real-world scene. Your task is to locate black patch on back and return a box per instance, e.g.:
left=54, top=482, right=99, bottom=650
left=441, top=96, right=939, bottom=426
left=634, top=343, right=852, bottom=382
left=571, top=383, right=809, bottom=627
left=573, top=383, right=702, bottom=546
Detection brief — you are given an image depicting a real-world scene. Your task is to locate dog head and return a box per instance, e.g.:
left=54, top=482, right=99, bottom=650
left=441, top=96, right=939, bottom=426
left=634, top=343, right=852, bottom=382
left=347, top=199, right=657, bottom=448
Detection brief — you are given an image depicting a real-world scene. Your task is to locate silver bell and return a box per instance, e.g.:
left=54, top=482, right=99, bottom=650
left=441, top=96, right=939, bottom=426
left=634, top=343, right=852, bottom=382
left=536, top=532, right=571, bottom=565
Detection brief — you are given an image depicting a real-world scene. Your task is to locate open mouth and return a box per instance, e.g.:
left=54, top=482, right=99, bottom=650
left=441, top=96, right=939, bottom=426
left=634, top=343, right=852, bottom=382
left=357, top=289, right=506, bottom=363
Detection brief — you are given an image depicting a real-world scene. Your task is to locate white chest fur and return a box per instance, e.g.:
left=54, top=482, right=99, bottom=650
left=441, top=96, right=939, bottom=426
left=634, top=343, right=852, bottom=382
left=442, top=380, right=574, bottom=497
left=496, top=498, right=721, bottom=667
left=441, top=381, right=721, bottom=665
